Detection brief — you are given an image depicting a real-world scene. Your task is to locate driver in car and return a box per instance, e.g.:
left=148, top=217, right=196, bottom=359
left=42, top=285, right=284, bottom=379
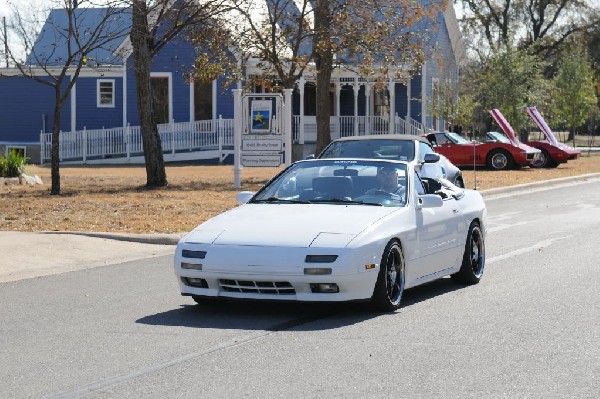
left=366, top=166, right=406, bottom=201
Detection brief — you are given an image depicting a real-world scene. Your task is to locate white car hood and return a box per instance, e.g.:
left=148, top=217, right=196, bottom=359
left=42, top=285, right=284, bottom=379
left=184, top=204, right=398, bottom=248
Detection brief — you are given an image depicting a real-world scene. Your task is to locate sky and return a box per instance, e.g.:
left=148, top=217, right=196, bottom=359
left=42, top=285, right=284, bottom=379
left=1, top=0, right=44, bottom=17
left=1, top=1, right=46, bottom=63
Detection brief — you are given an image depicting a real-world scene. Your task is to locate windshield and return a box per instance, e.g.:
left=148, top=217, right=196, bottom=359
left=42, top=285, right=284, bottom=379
left=252, top=160, right=408, bottom=207
left=446, top=132, right=470, bottom=144
left=486, top=131, right=511, bottom=144
left=318, top=139, right=416, bottom=162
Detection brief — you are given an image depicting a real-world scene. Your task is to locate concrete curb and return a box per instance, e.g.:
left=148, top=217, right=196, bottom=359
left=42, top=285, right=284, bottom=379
left=575, top=147, right=600, bottom=153
left=41, top=231, right=182, bottom=245
left=479, top=172, right=600, bottom=198
left=40, top=172, right=600, bottom=245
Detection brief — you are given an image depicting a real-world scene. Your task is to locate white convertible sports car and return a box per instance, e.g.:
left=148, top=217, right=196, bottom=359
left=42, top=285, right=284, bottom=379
left=174, top=159, right=486, bottom=311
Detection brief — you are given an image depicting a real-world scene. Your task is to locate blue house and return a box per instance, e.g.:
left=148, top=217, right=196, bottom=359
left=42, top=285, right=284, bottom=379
left=0, top=2, right=465, bottom=164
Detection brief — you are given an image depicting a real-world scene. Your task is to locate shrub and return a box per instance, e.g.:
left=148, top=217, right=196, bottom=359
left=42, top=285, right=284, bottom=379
left=0, top=150, right=29, bottom=177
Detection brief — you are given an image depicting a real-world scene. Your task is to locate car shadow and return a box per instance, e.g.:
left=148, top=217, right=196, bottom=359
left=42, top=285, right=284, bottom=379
left=136, top=277, right=467, bottom=331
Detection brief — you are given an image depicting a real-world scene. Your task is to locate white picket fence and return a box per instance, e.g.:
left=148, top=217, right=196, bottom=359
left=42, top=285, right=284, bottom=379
left=40, top=114, right=426, bottom=164
left=40, top=118, right=234, bottom=164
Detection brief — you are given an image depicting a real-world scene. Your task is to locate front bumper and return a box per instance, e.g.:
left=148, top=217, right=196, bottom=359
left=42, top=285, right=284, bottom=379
left=174, top=243, right=381, bottom=302
left=176, top=271, right=379, bottom=302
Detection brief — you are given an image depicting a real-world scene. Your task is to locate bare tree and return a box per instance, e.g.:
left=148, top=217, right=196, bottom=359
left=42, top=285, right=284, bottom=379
left=457, top=0, right=600, bottom=59
left=195, top=0, right=444, bottom=154
left=311, top=0, right=444, bottom=153
left=129, top=0, right=228, bottom=188
left=1, top=0, right=130, bottom=194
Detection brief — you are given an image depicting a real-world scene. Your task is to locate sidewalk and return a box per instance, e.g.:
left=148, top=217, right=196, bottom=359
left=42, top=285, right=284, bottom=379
left=1, top=172, right=599, bottom=284
left=0, top=231, right=180, bottom=283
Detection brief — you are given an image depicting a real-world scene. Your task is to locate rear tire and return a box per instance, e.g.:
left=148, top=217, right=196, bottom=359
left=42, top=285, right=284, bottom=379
left=371, top=241, right=405, bottom=311
left=452, top=222, right=485, bottom=285
left=486, top=149, right=513, bottom=170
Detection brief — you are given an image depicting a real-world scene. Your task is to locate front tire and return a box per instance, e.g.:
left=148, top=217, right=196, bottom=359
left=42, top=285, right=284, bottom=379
left=531, top=149, right=556, bottom=168
left=371, top=241, right=405, bottom=311
left=486, top=149, right=513, bottom=170
left=452, top=221, right=485, bottom=284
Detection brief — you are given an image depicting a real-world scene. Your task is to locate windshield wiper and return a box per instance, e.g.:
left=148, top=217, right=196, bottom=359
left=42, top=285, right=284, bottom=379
left=310, top=198, right=383, bottom=206
left=252, top=197, right=312, bottom=204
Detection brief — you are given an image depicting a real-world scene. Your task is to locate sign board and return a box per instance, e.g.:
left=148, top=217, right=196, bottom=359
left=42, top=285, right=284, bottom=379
left=233, top=90, right=290, bottom=181
left=242, top=154, right=282, bottom=167
left=243, top=136, right=282, bottom=152
left=250, top=100, right=272, bottom=133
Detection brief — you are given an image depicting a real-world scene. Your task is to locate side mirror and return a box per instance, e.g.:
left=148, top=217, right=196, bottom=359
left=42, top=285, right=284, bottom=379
left=423, top=153, right=441, bottom=163
left=236, top=191, right=255, bottom=204
left=416, top=194, right=444, bottom=209
left=305, top=154, right=315, bottom=160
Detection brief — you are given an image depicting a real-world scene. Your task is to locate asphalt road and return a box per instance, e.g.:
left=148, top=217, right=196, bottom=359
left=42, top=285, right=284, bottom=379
left=1, top=179, right=599, bottom=398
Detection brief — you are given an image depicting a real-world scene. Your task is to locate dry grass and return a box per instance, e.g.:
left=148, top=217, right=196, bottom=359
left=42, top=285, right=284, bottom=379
left=2, top=154, right=599, bottom=234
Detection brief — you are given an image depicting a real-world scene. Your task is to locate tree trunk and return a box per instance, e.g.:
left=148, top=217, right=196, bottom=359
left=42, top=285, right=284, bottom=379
left=568, top=126, right=575, bottom=142
left=313, top=0, right=333, bottom=155
left=131, top=0, right=167, bottom=188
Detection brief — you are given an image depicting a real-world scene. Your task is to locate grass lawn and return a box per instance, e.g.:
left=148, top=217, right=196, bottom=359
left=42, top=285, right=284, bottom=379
left=2, top=154, right=599, bottom=234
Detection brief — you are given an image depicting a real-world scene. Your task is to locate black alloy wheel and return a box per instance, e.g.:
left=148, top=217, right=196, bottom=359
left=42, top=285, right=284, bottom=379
left=452, top=221, right=485, bottom=284
left=372, top=241, right=405, bottom=311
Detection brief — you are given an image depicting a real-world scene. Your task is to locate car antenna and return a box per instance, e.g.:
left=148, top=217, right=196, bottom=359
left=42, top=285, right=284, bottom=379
left=472, top=129, right=477, bottom=190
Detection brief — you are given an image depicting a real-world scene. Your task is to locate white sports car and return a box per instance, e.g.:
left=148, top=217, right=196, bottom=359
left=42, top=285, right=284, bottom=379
left=174, top=159, right=486, bottom=311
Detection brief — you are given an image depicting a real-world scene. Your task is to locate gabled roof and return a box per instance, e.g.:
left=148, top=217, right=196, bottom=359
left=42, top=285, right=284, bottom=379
left=442, top=2, right=466, bottom=66
left=26, top=7, right=130, bottom=67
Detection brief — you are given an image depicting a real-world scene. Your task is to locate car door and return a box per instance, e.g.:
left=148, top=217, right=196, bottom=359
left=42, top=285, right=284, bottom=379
left=411, top=173, right=462, bottom=280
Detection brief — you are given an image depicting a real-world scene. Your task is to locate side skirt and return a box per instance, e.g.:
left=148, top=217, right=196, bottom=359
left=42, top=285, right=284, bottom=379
left=405, top=266, right=458, bottom=289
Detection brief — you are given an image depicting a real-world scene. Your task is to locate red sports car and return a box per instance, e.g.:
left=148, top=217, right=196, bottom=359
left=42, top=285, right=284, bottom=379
left=425, top=125, right=540, bottom=171
left=523, top=107, right=580, bottom=168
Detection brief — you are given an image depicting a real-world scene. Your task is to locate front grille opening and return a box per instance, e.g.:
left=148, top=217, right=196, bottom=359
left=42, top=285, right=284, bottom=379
left=219, top=279, right=295, bottom=295
left=182, top=277, right=209, bottom=288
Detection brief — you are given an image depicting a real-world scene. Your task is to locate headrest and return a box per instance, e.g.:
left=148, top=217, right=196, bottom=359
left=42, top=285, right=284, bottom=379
left=333, top=168, right=359, bottom=176
left=312, top=176, right=353, bottom=194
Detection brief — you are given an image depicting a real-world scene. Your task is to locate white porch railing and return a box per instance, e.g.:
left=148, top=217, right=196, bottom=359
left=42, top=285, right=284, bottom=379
left=293, top=114, right=424, bottom=142
left=41, top=115, right=427, bottom=164
left=40, top=118, right=234, bottom=164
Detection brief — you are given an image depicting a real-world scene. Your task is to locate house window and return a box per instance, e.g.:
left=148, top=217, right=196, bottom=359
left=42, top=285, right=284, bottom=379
left=151, top=76, right=170, bottom=125
left=194, top=81, right=213, bottom=120
left=97, top=79, right=115, bottom=108
left=5, top=146, right=26, bottom=158
left=303, top=83, right=334, bottom=116
left=374, top=89, right=390, bottom=118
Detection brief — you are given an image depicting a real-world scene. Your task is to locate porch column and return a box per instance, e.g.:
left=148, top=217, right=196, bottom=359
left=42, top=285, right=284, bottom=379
left=406, top=79, right=411, bottom=121
left=352, top=81, right=359, bottom=136
left=364, top=83, right=372, bottom=135
left=388, top=80, right=395, bottom=134
left=189, top=81, right=194, bottom=122
left=298, top=77, right=305, bottom=145
left=70, top=78, right=76, bottom=132
left=334, top=83, right=342, bottom=138
left=335, top=82, right=341, bottom=116
left=123, top=59, right=127, bottom=127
